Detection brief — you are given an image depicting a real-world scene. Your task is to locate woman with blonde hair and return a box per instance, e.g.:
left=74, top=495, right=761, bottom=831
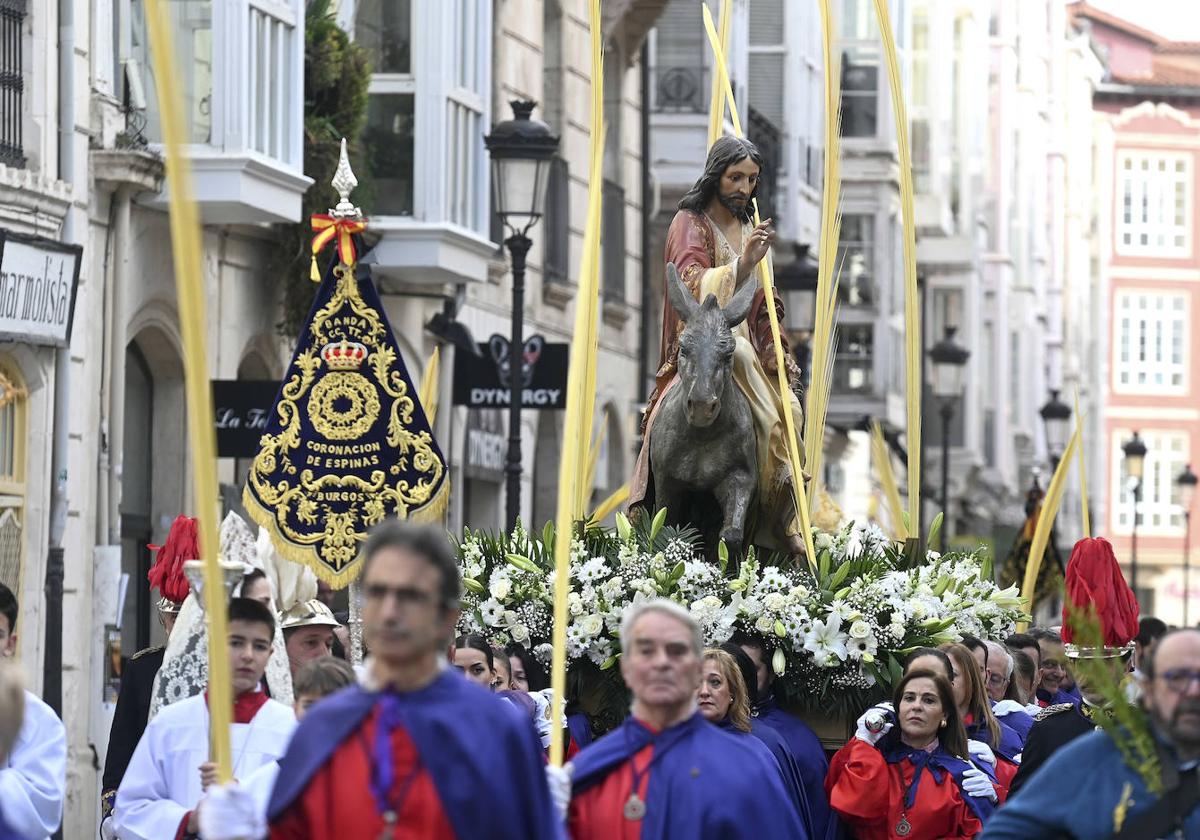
left=698, top=648, right=813, bottom=834
left=940, top=643, right=1021, bottom=795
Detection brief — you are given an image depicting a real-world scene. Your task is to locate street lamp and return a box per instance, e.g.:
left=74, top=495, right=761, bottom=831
left=1122, top=430, right=1148, bottom=595
left=1178, top=463, right=1198, bottom=625
left=930, top=325, right=969, bottom=549
left=1039, top=389, right=1072, bottom=470
left=485, top=100, right=559, bottom=532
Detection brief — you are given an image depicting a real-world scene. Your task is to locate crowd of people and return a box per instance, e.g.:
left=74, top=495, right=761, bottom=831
left=1, top=522, right=1199, bottom=838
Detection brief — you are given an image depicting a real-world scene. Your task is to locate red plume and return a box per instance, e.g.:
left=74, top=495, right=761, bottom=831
left=1061, top=537, right=1139, bottom=648
left=147, top=515, right=199, bottom=604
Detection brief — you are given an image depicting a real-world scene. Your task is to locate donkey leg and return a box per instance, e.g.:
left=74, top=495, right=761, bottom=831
left=714, top=471, right=754, bottom=565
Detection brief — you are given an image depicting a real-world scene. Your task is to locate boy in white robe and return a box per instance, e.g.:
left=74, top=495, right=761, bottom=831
left=113, top=597, right=296, bottom=840
left=0, top=583, right=66, bottom=840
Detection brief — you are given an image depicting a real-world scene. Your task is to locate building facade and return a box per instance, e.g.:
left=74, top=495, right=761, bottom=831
left=1071, top=2, right=1200, bottom=621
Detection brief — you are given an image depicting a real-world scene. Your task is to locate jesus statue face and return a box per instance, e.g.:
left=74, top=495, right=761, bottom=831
left=715, top=157, right=760, bottom=220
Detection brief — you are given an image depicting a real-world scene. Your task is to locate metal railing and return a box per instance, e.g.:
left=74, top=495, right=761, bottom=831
left=0, top=0, right=26, bottom=168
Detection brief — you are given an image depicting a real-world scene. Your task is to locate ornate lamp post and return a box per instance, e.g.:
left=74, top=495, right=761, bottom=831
left=1178, top=463, right=1198, bottom=625
left=485, top=101, right=559, bottom=532
left=1039, top=389, right=1072, bottom=470
left=930, top=326, right=969, bottom=548
left=1122, top=431, right=1148, bottom=595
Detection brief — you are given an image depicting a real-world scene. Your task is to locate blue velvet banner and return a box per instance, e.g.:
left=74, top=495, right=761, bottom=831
left=243, top=258, right=448, bottom=587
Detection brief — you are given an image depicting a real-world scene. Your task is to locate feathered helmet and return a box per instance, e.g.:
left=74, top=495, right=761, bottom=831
left=147, top=515, right=199, bottom=609
left=1061, top=537, right=1140, bottom=659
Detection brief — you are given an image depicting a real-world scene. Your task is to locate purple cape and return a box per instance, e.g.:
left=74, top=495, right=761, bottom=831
left=266, top=669, right=563, bottom=840
left=755, top=692, right=838, bottom=840
left=718, top=717, right=812, bottom=833
left=966, top=717, right=1025, bottom=763
left=881, top=741, right=998, bottom=824
left=569, top=712, right=808, bottom=840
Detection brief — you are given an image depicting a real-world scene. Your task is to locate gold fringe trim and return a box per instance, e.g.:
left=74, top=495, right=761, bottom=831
left=242, top=475, right=450, bottom=590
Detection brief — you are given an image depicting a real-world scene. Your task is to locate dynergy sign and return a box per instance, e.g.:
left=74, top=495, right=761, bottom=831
left=452, top=334, right=568, bottom=411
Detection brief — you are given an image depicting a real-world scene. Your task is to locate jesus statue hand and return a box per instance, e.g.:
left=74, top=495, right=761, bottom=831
left=738, top=219, right=775, bottom=282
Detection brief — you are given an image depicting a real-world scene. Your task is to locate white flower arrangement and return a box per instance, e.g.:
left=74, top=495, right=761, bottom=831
left=455, top=516, right=1028, bottom=713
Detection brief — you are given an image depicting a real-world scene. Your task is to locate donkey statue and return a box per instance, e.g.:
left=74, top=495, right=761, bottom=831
left=649, top=263, right=758, bottom=563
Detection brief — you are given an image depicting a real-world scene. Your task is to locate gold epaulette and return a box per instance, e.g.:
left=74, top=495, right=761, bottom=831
left=1035, top=702, right=1075, bottom=721
left=130, top=645, right=163, bottom=661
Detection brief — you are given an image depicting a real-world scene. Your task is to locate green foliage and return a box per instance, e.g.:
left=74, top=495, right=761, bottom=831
left=273, top=0, right=372, bottom=337
left=1067, top=605, right=1162, bottom=796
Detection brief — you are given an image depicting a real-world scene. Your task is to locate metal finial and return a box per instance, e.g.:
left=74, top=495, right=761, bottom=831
left=330, top=138, right=361, bottom=219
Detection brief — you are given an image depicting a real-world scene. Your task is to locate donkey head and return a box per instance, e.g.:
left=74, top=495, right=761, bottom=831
left=665, top=262, right=756, bottom=428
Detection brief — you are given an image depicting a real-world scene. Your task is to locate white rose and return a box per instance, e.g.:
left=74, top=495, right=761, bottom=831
left=490, top=578, right=512, bottom=601
left=849, top=620, right=871, bottom=639
left=501, top=609, right=519, bottom=627
left=755, top=614, right=774, bottom=634
left=764, top=592, right=787, bottom=611
left=510, top=623, right=530, bottom=643
left=580, top=614, right=604, bottom=637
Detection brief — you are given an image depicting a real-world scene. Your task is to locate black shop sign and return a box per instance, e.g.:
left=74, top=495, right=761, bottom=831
left=452, top=334, right=568, bottom=410
left=212, top=380, right=278, bottom=458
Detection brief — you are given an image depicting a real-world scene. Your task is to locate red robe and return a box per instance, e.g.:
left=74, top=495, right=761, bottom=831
left=270, top=706, right=455, bottom=840
left=567, top=741, right=653, bottom=840
left=643, top=209, right=799, bottom=432
left=826, top=739, right=984, bottom=840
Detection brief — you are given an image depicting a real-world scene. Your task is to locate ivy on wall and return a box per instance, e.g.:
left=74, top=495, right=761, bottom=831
left=274, top=0, right=371, bottom=337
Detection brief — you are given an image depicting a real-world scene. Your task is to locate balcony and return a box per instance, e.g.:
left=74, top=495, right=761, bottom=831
left=131, top=0, right=312, bottom=223
left=357, top=0, right=495, bottom=287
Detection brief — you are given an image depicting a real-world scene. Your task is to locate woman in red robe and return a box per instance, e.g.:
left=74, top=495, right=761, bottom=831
left=826, top=670, right=999, bottom=840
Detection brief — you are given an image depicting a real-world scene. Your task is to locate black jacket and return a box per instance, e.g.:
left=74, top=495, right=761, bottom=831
left=100, top=646, right=164, bottom=819
left=1009, top=702, right=1095, bottom=795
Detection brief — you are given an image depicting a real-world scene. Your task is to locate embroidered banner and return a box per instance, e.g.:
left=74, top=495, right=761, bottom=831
left=243, top=259, right=448, bottom=587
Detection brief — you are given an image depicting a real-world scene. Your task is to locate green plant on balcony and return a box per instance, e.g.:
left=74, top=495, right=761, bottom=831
left=274, top=0, right=371, bottom=337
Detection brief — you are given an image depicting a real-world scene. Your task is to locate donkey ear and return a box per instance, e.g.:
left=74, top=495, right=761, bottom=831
left=723, top=276, right=759, bottom=327
left=665, top=263, right=701, bottom=323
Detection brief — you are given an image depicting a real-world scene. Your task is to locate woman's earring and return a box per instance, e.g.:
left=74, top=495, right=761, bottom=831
left=940, top=720, right=947, bottom=728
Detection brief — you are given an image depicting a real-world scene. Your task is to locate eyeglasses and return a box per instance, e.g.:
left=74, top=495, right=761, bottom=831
left=1159, top=669, right=1200, bottom=693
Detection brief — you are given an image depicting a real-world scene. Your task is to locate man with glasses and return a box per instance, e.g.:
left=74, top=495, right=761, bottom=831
left=984, top=629, right=1200, bottom=838
left=265, top=520, right=560, bottom=839
left=1030, top=629, right=1079, bottom=707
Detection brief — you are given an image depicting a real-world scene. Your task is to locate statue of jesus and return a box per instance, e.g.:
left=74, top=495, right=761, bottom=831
left=631, top=136, right=806, bottom=556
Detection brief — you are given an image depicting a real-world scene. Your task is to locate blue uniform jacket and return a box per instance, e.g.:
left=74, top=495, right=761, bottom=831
left=570, top=712, right=808, bottom=839
left=980, top=729, right=1200, bottom=839
left=755, top=692, right=840, bottom=840
left=267, top=669, right=563, bottom=840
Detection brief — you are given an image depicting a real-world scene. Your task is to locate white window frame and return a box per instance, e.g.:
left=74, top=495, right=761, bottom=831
left=359, top=0, right=489, bottom=235
left=1111, top=429, right=1189, bottom=536
left=1116, top=150, right=1192, bottom=258
left=1113, top=289, right=1189, bottom=395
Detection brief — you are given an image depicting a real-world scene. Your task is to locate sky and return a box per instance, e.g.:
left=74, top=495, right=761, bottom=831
left=1084, top=0, right=1200, bottom=41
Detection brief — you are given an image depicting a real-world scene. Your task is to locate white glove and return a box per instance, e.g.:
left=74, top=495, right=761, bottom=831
left=545, top=763, right=572, bottom=822
left=100, top=816, right=118, bottom=840
left=961, top=766, right=998, bottom=802
left=197, top=782, right=265, bottom=840
left=530, top=689, right=555, bottom=749
left=1024, top=702, right=1041, bottom=717
left=991, top=699, right=1025, bottom=717
left=854, top=702, right=894, bottom=745
left=967, top=739, right=996, bottom=767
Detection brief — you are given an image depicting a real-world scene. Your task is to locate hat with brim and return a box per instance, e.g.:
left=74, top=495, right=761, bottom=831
left=156, top=596, right=183, bottom=615
left=279, top=599, right=341, bottom=631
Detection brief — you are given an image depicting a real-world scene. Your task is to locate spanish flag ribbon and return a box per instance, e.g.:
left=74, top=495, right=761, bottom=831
left=310, top=214, right=366, bottom=281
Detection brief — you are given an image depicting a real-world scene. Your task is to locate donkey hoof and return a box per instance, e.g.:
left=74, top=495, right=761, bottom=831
left=720, top=528, right=743, bottom=551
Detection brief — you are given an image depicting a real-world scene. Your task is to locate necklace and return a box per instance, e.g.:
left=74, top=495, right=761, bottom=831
left=894, top=750, right=933, bottom=837
left=362, top=699, right=424, bottom=840
left=621, top=720, right=689, bottom=822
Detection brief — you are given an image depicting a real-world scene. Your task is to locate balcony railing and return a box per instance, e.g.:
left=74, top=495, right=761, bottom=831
left=0, top=0, right=26, bottom=168
left=651, top=65, right=708, bottom=113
